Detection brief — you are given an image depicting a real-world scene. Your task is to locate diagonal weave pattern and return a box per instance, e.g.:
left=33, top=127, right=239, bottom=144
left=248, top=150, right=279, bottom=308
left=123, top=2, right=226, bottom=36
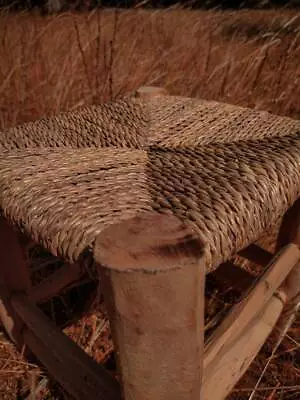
left=0, top=93, right=300, bottom=272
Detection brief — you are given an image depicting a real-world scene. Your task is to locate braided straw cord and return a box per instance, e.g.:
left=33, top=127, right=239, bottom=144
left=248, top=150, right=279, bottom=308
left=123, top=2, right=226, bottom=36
left=0, top=97, right=149, bottom=151
left=0, top=148, right=151, bottom=262
left=148, top=132, right=300, bottom=269
left=0, top=94, right=299, bottom=271
left=146, top=95, right=300, bottom=148
left=1, top=95, right=299, bottom=152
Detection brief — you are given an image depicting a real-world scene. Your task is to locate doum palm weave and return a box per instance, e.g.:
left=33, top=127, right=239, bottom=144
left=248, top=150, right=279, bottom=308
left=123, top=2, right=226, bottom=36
left=0, top=94, right=299, bottom=271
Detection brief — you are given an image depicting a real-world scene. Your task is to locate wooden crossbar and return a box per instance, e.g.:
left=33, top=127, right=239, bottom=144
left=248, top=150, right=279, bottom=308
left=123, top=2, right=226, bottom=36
left=202, top=244, right=300, bottom=399
left=11, top=293, right=121, bottom=400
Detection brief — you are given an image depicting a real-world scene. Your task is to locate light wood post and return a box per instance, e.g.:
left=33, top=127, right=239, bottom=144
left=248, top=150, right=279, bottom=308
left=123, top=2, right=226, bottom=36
left=134, top=86, right=168, bottom=99
left=94, top=213, right=206, bottom=400
left=0, top=217, right=31, bottom=347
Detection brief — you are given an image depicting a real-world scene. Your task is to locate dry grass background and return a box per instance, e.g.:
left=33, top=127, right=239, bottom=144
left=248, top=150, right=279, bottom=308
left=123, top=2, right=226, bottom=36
left=0, top=6, right=299, bottom=400
left=0, top=8, right=300, bottom=130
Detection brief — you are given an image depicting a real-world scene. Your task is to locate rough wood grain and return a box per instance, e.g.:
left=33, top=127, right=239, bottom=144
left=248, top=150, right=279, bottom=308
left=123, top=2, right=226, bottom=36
left=94, top=213, right=206, bottom=400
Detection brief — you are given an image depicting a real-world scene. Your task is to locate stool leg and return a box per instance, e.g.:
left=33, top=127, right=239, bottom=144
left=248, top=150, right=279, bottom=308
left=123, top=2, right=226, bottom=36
left=276, top=198, right=300, bottom=250
left=275, top=199, right=300, bottom=335
left=94, top=213, right=205, bottom=400
left=134, top=86, right=168, bottom=98
left=0, top=217, right=31, bottom=348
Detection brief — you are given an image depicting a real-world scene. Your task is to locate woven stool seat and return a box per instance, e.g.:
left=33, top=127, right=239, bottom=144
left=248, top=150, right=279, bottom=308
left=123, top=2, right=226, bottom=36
left=1, top=94, right=300, bottom=272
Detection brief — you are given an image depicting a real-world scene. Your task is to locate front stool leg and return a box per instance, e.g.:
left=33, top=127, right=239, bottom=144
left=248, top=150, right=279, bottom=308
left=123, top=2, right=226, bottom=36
left=94, top=213, right=206, bottom=400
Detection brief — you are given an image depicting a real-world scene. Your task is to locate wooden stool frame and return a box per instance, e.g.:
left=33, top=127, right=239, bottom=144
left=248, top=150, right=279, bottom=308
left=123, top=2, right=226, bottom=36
left=0, top=87, right=299, bottom=400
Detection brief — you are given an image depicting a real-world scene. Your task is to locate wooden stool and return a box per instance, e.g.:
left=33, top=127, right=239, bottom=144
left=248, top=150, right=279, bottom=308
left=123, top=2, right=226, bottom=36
left=1, top=86, right=300, bottom=399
